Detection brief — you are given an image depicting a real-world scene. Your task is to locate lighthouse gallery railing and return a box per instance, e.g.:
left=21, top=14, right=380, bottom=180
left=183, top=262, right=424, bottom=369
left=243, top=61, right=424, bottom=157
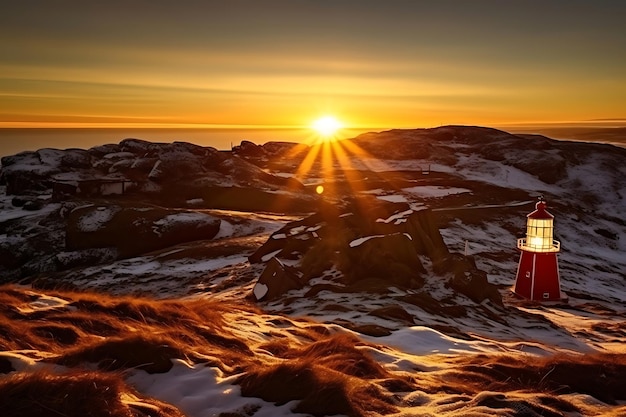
left=517, top=238, right=560, bottom=252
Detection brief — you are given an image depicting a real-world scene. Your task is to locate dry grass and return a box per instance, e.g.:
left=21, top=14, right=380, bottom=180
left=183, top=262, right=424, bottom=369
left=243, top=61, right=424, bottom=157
left=0, top=369, right=185, bottom=417
left=2, top=284, right=626, bottom=417
left=239, top=360, right=398, bottom=417
left=0, top=285, right=256, bottom=374
left=444, top=352, right=626, bottom=404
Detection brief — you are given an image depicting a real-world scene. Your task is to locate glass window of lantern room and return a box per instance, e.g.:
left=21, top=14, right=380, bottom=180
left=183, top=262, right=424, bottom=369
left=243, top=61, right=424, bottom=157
left=539, top=219, right=553, bottom=238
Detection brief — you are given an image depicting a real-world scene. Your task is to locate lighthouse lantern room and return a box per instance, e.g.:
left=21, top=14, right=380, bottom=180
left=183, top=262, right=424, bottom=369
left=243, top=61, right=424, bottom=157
left=513, top=198, right=564, bottom=301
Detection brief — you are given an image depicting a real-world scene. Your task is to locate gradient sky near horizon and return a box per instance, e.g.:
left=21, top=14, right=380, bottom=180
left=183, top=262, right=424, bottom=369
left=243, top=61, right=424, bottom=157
left=1, top=0, right=625, bottom=129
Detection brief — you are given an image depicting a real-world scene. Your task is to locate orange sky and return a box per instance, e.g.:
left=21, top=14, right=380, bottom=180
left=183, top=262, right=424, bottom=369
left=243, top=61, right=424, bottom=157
left=1, top=1, right=625, bottom=130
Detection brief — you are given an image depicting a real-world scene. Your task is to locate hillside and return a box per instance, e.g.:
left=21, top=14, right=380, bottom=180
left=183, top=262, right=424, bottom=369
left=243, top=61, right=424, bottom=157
left=0, top=126, right=625, bottom=416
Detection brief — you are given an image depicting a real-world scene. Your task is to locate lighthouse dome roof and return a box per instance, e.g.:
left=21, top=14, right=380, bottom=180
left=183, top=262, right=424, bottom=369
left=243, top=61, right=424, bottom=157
left=528, top=200, right=554, bottom=219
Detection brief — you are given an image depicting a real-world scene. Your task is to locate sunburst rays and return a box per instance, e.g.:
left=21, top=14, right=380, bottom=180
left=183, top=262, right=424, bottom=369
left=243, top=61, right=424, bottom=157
left=267, top=127, right=405, bottom=215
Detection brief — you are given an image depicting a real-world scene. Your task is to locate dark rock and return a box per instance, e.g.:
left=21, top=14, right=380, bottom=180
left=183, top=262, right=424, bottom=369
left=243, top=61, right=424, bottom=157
left=87, top=143, right=121, bottom=156
left=55, top=248, right=118, bottom=270
left=11, top=196, right=28, bottom=207
left=253, top=257, right=303, bottom=301
left=120, top=138, right=153, bottom=154
left=595, top=228, right=619, bottom=240
left=65, top=205, right=221, bottom=258
left=343, top=233, right=424, bottom=289
left=446, top=265, right=503, bottom=306
left=262, top=141, right=308, bottom=157
left=234, top=140, right=266, bottom=158
left=60, top=149, right=92, bottom=169
left=23, top=199, right=44, bottom=211
left=404, top=209, right=449, bottom=263
left=400, top=292, right=467, bottom=317
left=368, top=305, right=415, bottom=324
left=108, top=159, right=135, bottom=174
left=0, top=246, right=25, bottom=269
left=344, top=323, right=392, bottom=337
left=511, top=152, right=567, bottom=184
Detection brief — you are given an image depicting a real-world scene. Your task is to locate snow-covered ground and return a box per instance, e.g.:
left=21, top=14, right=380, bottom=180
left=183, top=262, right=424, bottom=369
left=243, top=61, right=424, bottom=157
left=1, top=129, right=625, bottom=416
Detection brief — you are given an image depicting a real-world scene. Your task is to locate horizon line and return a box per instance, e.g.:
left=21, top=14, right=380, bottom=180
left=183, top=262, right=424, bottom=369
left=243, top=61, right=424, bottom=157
left=0, top=121, right=623, bottom=130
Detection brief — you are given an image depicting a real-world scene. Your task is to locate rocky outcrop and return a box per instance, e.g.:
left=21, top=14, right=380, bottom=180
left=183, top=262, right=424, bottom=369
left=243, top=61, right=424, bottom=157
left=253, top=257, right=303, bottom=301
left=251, top=200, right=476, bottom=299
left=0, top=139, right=308, bottom=212
left=250, top=194, right=506, bottom=307
left=66, top=205, right=221, bottom=258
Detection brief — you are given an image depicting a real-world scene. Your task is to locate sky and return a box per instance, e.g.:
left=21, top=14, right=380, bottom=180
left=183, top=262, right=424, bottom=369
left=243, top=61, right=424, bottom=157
left=1, top=0, right=625, bottom=130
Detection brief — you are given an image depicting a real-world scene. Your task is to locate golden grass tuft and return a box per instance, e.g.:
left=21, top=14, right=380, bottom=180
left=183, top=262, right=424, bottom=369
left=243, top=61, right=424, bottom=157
left=0, top=285, right=256, bottom=374
left=55, top=334, right=184, bottom=373
left=294, top=333, right=391, bottom=379
left=239, top=360, right=398, bottom=417
left=451, top=352, right=626, bottom=404
left=0, top=368, right=185, bottom=417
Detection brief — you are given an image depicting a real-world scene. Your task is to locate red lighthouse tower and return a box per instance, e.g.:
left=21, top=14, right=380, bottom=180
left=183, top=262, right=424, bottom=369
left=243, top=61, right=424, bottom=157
left=513, top=199, right=564, bottom=301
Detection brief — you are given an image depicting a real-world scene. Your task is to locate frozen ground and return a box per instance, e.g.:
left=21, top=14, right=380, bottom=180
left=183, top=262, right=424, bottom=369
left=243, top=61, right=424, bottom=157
left=1, top=128, right=625, bottom=416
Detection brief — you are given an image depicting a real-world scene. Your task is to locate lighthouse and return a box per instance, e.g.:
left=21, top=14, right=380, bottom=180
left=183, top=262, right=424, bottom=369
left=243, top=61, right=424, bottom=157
left=513, top=199, right=564, bottom=301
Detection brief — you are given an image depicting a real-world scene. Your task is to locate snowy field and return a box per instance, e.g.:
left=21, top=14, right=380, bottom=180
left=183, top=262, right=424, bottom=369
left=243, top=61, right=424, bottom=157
left=1, top=128, right=625, bottom=416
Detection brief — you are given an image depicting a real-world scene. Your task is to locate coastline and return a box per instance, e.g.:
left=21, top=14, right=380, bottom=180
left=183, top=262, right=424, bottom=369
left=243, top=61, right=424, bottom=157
left=1, top=125, right=624, bottom=158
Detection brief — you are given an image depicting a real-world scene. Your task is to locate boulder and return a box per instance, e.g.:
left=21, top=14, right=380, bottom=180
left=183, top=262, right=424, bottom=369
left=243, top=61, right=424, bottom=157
left=234, top=140, right=266, bottom=158
left=343, top=233, right=424, bottom=289
left=120, top=138, right=153, bottom=154
left=253, top=257, right=303, bottom=301
left=1, top=151, right=60, bottom=195
left=66, top=205, right=221, bottom=258
left=446, top=270, right=503, bottom=306
left=404, top=209, right=449, bottom=263
left=88, top=143, right=121, bottom=156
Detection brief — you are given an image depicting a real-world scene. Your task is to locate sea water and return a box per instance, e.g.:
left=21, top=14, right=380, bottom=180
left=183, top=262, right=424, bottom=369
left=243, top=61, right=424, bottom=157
left=0, top=127, right=363, bottom=157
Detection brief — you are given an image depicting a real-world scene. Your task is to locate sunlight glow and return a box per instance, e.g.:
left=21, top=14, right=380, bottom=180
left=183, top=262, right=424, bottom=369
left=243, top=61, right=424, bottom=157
left=311, top=116, right=343, bottom=138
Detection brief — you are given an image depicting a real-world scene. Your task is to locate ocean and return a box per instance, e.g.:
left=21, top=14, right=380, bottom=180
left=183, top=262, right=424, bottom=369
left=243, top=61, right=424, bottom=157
left=1, top=126, right=624, bottom=158
left=0, top=128, right=324, bottom=158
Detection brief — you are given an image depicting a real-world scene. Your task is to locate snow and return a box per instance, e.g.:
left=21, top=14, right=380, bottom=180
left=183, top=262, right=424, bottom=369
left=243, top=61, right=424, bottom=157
left=403, top=185, right=471, bottom=198
left=213, top=220, right=235, bottom=239
left=77, top=206, right=119, bottom=232
left=366, top=326, right=500, bottom=355
left=103, top=151, right=135, bottom=160
left=148, top=160, right=162, bottom=178
left=377, top=194, right=407, bottom=203
left=15, top=291, right=71, bottom=314
left=454, top=153, right=559, bottom=192
left=273, top=172, right=295, bottom=178
left=349, top=234, right=386, bottom=248
left=186, top=198, right=204, bottom=206
left=374, top=186, right=470, bottom=203
left=154, top=212, right=217, bottom=233
left=261, top=249, right=281, bottom=262
left=68, top=254, right=251, bottom=297
left=127, top=361, right=310, bottom=417
left=253, top=283, right=269, bottom=300
left=377, top=209, right=414, bottom=224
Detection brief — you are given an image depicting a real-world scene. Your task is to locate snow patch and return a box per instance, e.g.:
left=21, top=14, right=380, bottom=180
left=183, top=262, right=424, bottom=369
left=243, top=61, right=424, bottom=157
left=78, top=206, right=118, bottom=232
left=377, top=194, right=407, bottom=203
left=253, top=283, right=269, bottom=300
left=403, top=185, right=471, bottom=198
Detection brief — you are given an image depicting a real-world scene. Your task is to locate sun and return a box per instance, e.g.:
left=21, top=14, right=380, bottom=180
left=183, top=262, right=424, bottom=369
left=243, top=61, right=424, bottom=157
left=311, top=116, right=343, bottom=138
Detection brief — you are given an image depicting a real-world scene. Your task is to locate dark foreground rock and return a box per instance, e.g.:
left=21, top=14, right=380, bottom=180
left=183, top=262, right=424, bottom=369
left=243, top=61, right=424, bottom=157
left=251, top=199, right=501, bottom=306
left=66, top=205, right=221, bottom=258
